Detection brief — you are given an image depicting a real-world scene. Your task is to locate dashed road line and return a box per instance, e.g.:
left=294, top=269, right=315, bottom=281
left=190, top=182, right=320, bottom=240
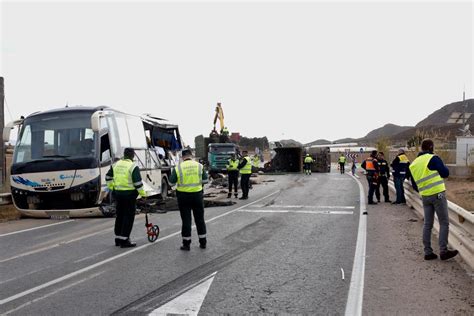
left=0, top=220, right=75, bottom=237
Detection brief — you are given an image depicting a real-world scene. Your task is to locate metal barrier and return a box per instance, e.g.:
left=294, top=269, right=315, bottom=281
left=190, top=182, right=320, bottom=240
left=0, top=192, right=12, bottom=205
left=388, top=180, right=474, bottom=270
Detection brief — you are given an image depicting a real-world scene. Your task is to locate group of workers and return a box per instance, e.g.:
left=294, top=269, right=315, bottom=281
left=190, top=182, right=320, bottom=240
left=359, top=139, right=458, bottom=261
left=106, top=147, right=260, bottom=251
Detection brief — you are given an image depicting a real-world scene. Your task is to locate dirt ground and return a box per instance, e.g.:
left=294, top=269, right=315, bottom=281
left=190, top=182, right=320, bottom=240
left=445, top=179, right=474, bottom=212
left=0, top=204, right=21, bottom=222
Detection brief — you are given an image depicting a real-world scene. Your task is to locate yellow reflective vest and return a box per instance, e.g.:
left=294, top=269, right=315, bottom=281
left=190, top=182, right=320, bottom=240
left=409, top=154, right=446, bottom=197
left=240, top=156, right=252, bottom=174
left=304, top=156, right=313, bottom=163
left=175, top=160, right=204, bottom=193
left=339, top=156, right=346, bottom=163
left=253, top=156, right=260, bottom=168
left=227, top=159, right=239, bottom=171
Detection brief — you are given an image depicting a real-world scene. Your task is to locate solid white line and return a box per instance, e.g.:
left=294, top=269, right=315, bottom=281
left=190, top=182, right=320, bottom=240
left=251, top=205, right=355, bottom=209
left=3, top=271, right=105, bottom=315
left=341, top=267, right=345, bottom=280
left=239, top=209, right=354, bottom=215
left=0, top=220, right=75, bottom=237
left=0, top=229, right=112, bottom=263
left=344, top=173, right=367, bottom=316
left=73, top=250, right=108, bottom=263
left=0, top=190, right=280, bottom=307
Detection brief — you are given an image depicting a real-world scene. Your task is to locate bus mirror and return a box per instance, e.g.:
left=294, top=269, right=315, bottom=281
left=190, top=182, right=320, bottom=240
left=91, top=111, right=103, bottom=132
left=3, top=119, right=23, bottom=142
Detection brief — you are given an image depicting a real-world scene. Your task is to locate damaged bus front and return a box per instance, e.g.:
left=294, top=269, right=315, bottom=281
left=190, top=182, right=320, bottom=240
left=4, top=106, right=181, bottom=218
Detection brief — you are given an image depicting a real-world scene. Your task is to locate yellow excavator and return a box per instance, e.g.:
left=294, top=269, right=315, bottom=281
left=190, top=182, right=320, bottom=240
left=210, top=102, right=229, bottom=142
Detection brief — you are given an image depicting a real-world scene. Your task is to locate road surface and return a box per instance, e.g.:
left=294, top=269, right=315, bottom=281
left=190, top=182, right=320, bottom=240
left=0, top=172, right=472, bottom=315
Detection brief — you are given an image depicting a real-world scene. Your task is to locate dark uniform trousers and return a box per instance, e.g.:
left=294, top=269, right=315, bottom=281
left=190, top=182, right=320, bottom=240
left=376, top=176, right=389, bottom=202
left=228, top=171, right=239, bottom=194
left=339, top=163, right=345, bottom=174
left=114, top=191, right=138, bottom=238
left=240, top=174, right=251, bottom=198
left=177, top=191, right=207, bottom=243
left=366, top=174, right=378, bottom=203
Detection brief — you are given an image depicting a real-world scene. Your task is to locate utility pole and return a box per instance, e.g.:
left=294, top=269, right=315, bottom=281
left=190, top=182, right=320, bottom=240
left=0, top=77, right=4, bottom=186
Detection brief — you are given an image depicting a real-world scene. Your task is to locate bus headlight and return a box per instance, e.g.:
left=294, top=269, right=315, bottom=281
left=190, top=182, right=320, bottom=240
left=70, top=192, right=85, bottom=201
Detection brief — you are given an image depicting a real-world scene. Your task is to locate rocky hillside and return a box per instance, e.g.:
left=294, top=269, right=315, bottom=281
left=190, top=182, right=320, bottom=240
left=363, top=123, right=413, bottom=140
left=416, top=99, right=474, bottom=127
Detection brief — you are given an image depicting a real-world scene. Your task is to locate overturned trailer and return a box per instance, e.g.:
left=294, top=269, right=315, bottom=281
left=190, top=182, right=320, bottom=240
left=264, top=145, right=331, bottom=173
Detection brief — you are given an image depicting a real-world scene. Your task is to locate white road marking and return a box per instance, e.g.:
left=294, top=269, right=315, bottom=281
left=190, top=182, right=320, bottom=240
left=252, top=205, right=355, bottom=209
left=150, top=272, right=217, bottom=316
left=2, top=271, right=105, bottom=315
left=341, top=267, right=345, bottom=280
left=239, top=209, right=354, bottom=215
left=0, top=228, right=112, bottom=263
left=73, top=250, right=108, bottom=263
left=0, top=220, right=75, bottom=238
left=344, top=173, right=367, bottom=316
left=0, top=190, right=280, bottom=307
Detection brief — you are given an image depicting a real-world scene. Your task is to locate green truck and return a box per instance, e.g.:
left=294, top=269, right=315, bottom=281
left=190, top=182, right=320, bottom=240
left=195, top=135, right=238, bottom=174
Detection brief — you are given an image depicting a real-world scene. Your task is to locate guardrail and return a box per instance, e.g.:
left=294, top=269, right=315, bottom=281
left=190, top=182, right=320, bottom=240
left=388, top=180, right=474, bottom=270
left=0, top=192, right=12, bottom=205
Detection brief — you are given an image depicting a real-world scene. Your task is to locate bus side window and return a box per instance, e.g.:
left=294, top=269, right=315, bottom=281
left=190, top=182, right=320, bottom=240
left=100, top=134, right=111, bottom=165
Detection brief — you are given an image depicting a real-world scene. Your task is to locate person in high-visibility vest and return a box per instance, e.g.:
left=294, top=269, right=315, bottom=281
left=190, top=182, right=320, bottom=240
left=169, top=148, right=209, bottom=251
left=226, top=153, right=239, bottom=198
left=361, top=150, right=379, bottom=205
left=252, top=154, right=260, bottom=173
left=238, top=150, right=252, bottom=200
left=409, top=139, right=458, bottom=261
left=391, top=148, right=410, bottom=204
left=106, top=148, right=146, bottom=248
left=303, top=154, right=314, bottom=175
left=338, top=154, right=347, bottom=174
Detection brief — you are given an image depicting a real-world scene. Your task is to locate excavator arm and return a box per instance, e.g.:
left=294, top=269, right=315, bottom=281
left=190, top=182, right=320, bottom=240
left=212, top=103, right=225, bottom=133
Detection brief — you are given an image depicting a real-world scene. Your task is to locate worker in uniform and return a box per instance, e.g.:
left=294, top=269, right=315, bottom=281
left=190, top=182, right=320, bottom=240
left=106, top=148, right=146, bottom=248
left=375, top=152, right=391, bottom=203
left=409, top=139, right=458, bottom=261
left=361, top=150, right=379, bottom=205
left=391, top=148, right=410, bottom=204
left=238, top=150, right=252, bottom=200
left=226, top=153, right=239, bottom=198
left=338, top=154, right=347, bottom=174
left=304, top=154, right=314, bottom=175
left=170, top=149, right=208, bottom=251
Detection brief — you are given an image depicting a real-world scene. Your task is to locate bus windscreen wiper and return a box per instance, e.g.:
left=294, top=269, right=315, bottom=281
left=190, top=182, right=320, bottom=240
left=43, top=155, right=81, bottom=168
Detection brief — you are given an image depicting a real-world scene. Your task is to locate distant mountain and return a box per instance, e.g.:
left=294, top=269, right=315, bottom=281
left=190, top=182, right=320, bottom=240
left=305, top=139, right=331, bottom=146
left=363, top=123, right=413, bottom=140
left=333, top=138, right=359, bottom=144
left=416, top=99, right=474, bottom=127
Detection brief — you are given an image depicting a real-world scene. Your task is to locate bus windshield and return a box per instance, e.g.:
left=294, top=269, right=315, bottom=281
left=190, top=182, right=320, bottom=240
left=210, top=145, right=235, bottom=154
left=13, top=112, right=96, bottom=164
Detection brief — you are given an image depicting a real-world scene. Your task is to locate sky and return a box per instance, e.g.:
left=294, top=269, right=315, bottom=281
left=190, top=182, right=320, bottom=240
left=1, top=0, right=473, bottom=146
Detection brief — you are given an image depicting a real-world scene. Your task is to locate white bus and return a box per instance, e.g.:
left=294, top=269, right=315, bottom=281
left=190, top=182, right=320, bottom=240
left=3, top=106, right=182, bottom=218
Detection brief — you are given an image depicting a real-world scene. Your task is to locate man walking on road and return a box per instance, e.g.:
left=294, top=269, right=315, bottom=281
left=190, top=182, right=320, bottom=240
left=304, top=154, right=313, bottom=175
left=375, top=152, right=391, bottom=203
left=226, top=153, right=239, bottom=198
left=361, top=150, right=379, bottom=205
left=391, top=148, right=410, bottom=204
left=170, top=149, right=209, bottom=251
left=106, top=148, right=146, bottom=248
left=338, top=154, right=347, bottom=174
left=409, top=139, right=458, bottom=261
left=238, top=150, right=252, bottom=200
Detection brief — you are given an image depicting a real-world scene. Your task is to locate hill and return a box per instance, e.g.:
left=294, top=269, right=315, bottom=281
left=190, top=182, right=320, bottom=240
left=363, top=123, right=413, bottom=140
left=416, top=99, right=474, bottom=127
left=305, top=139, right=331, bottom=146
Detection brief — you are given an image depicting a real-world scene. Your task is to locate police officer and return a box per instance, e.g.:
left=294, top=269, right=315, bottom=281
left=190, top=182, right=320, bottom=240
left=361, top=150, right=379, bottom=205
left=375, top=152, right=391, bottom=203
left=238, top=150, right=252, bottom=200
left=409, top=139, right=458, bottom=261
left=391, top=148, right=410, bottom=204
left=304, top=154, right=314, bottom=175
left=338, top=154, right=347, bottom=174
left=170, top=149, right=209, bottom=251
left=106, top=148, right=146, bottom=248
left=226, top=153, right=239, bottom=198
left=252, top=154, right=260, bottom=173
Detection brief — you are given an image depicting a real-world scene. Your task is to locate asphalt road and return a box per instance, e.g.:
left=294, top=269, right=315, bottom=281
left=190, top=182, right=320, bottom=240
left=0, top=171, right=472, bottom=315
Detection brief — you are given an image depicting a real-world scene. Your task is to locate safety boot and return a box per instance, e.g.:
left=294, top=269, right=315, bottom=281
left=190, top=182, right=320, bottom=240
left=227, top=193, right=232, bottom=198
left=120, top=239, right=137, bottom=248
left=180, top=239, right=191, bottom=251
left=199, top=238, right=207, bottom=249
left=440, top=250, right=458, bottom=261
